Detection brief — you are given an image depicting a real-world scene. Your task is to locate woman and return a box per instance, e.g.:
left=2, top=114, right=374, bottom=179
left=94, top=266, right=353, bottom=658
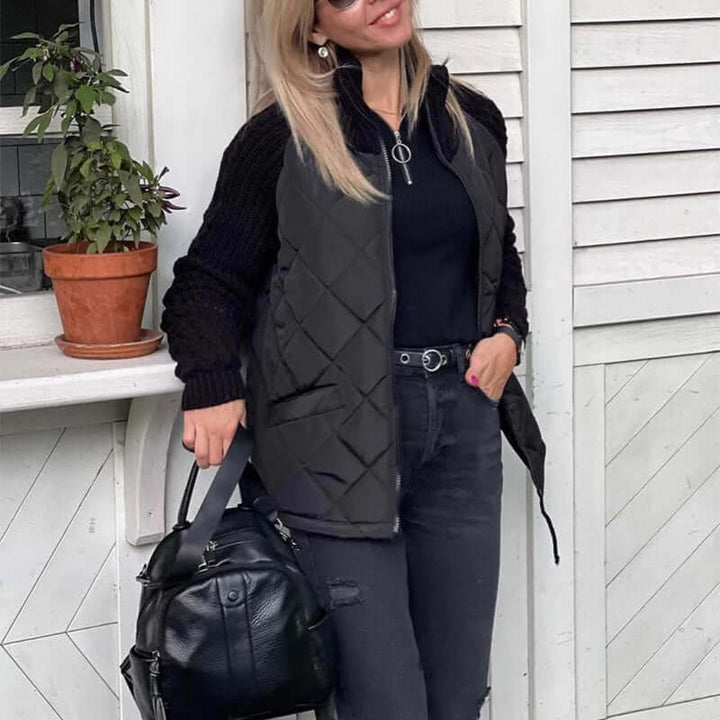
left=161, top=1, right=559, bottom=718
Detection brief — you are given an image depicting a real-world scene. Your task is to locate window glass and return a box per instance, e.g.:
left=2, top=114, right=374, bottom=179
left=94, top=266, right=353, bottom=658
left=0, top=0, right=103, bottom=296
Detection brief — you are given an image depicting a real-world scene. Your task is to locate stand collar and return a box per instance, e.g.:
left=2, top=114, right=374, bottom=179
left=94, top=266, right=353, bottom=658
left=331, top=44, right=458, bottom=159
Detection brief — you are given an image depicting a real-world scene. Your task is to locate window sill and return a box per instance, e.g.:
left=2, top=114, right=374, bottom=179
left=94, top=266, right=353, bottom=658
left=0, top=340, right=182, bottom=412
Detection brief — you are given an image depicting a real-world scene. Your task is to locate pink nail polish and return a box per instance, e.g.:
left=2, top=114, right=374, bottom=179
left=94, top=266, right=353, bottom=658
left=470, top=375, right=478, bottom=385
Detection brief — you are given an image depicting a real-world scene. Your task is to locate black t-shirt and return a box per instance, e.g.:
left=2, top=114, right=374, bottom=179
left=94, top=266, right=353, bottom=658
left=374, top=107, right=479, bottom=349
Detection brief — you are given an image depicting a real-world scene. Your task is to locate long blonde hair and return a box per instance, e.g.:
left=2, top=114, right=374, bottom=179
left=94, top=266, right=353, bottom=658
left=246, top=0, right=478, bottom=204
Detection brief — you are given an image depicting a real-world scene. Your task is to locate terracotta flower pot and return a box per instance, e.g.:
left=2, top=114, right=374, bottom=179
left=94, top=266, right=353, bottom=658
left=42, top=240, right=160, bottom=358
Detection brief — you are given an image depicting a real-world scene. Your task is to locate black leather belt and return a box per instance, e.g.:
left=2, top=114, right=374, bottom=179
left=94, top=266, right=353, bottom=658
left=392, top=341, right=475, bottom=372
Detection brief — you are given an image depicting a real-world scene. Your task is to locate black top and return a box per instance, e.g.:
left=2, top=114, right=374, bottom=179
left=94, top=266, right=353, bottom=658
left=375, top=108, right=478, bottom=348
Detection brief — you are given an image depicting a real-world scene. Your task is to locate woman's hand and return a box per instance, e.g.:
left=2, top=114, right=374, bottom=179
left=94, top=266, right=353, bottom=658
left=182, top=399, right=247, bottom=469
left=463, top=334, right=516, bottom=402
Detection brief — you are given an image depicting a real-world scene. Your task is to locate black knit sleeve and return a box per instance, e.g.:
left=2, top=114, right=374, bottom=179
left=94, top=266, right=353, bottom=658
left=451, top=82, right=529, bottom=342
left=160, top=103, right=290, bottom=410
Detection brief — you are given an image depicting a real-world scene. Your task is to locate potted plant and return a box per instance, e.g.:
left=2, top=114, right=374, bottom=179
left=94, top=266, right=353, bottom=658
left=0, top=23, right=184, bottom=358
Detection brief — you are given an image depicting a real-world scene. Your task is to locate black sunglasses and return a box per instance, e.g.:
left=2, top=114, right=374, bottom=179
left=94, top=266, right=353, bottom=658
left=318, top=0, right=360, bottom=9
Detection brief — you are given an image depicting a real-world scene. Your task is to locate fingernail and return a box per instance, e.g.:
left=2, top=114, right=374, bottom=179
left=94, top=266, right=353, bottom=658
left=470, top=375, right=479, bottom=385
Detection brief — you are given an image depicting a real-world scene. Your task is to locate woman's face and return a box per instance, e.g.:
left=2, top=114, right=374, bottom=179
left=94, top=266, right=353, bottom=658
left=311, top=0, right=413, bottom=57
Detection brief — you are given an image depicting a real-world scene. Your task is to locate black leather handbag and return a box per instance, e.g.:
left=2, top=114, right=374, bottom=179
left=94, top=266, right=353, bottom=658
left=119, top=425, right=336, bottom=720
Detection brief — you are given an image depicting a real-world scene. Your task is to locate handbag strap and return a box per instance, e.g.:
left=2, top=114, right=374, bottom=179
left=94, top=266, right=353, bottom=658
left=170, top=426, right=262, bottom=579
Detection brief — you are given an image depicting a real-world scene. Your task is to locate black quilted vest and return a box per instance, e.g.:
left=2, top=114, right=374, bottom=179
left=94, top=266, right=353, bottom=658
left=245, top=50, right=559, bottom=564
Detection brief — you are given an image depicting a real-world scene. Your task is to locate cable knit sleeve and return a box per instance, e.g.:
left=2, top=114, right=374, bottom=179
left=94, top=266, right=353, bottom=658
left=451, top=81, right=530, bottom=342
left=160, top=102, right=290, bottom=410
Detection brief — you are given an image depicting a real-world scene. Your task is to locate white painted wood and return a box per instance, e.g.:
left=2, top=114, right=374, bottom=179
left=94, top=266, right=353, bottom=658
left=610, top=579, right=720, bottom=714
left=0, top=429, right=61, bottom=537
left=69, top=623, right=120, bottom=698
left=69, top=545, right=119, bottom=630
left=419, top=0, right=522, bottom=28
left=425, top=28, right=523, bottom=73
left=507, top=161, right=524, bottom=205
left=574, top=274, right=720, bottom=326
left=113, top=421, right=155, bottom=720
left=5, top=458, right=115, bottom=642
left=123, top=394, right=181, bottom=545
left=573, top=65, right=720, bottom=113
left=669, top=638, right=720, bottom=703
left=573, top=151, right=720, bottom=202
left=525, top=1, right=576, bottom=719
left=0, top=293, right=62, bottom=349
left=6, top=633, right=119, bottom=720
left=0, top=106, right=112, bottom=138
left=575, top=237, right=720, bottom=285
left=573, top=365, right=607, bottom=719
left=1, top=399, right=131, bottom=436
left=605, top=359, right=646, bottom=401
left=605, top=352, right=720, bottom=522
left=573, top=108, right=720, bottom=158
left=0, top=343, right=182, bottom=413
left=604, top=354, right=707, bottom=465
left=574, top=314, right=720, bottom=366
left=573, top=21, right=720, bottom=67
left=150, top=0, right=248, bottom=323
left=0, top=647, right=58, bottom=720
left=573, top=193, right=720, bottom=246
left=460, top=73, right=523, bottom=118
left=608, top=521, right=720, bottom=702
left=573, top=0, right=720, bottom=22
left=607, top=466, right=720, bottom=641
left=0, top=424, right=113, bottom=641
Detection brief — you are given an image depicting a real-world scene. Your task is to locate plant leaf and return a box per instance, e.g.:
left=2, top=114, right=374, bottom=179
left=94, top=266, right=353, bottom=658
left=10, top=32, right=41, bottom=40
left=75, top=85, right=95, bottom=114
left=51, top=142, right=68, bottom=190
left=0, top=61, right=12, bottom=84
left=122, top=172, right=143, bottom=205
left=32, top=61, right=43, bottom=85
left=81, top=116, right=101, bottom=145
left=42, top=63, right=55, bottom=81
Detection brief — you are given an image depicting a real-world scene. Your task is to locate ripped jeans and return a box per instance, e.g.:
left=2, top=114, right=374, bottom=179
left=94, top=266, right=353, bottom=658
left=290, top=349, right=504, bottom=720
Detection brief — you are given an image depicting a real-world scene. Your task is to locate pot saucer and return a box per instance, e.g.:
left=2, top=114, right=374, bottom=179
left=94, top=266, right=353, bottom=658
left=54, top=328, right=164, bottom=359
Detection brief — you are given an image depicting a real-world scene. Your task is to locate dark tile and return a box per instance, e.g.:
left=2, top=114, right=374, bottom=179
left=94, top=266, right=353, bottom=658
left=18, top=141, right=55, bottom=195
left=17, top=194, right=46, bottom=239
left=38, top=0, right=79, bottom=39
left=1, top=1, right=37, bottom=38
left=1, top=145, right=19, bottom=195
left=43, top=197, right=65, bottom=239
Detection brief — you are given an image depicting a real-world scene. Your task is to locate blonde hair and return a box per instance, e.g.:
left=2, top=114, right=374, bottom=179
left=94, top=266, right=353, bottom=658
left=246, top=0, right=478, bottom=204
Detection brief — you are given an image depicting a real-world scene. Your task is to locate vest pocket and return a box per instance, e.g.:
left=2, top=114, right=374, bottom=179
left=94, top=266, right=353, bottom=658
left=268, top=384, right=344, bottom=426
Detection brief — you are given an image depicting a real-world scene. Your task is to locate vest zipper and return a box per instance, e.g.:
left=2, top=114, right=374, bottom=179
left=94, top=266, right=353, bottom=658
left=391, top=129, right=413, bottom=185
left=380, top=139, right=402, bottom=536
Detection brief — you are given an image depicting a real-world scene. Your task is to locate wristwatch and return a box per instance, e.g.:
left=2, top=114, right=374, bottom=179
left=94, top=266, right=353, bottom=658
left=492, top=317, right=523, bottom=366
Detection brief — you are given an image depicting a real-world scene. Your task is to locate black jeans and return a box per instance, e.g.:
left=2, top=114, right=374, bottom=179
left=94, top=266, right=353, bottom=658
left=291, top=343, right=504, bottom=720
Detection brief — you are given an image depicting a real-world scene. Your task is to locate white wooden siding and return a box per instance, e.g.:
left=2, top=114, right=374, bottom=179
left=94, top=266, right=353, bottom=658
left=572, top=2, right=720, bottom=719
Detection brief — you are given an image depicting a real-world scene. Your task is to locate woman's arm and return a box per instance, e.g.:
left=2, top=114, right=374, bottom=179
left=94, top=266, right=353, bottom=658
left=160, top=103, right=290, bottom=411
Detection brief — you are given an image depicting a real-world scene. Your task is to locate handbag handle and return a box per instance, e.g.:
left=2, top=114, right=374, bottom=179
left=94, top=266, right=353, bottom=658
left=167, top=425, right=276, bottom=580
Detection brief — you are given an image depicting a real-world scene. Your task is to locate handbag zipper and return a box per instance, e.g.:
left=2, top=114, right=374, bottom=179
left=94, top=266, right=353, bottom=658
left=379, top=139, right=402, bottom=536
left=149, top=650, right=168, bottom=720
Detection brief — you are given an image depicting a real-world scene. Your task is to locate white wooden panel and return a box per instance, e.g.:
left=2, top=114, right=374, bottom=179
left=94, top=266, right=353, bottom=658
left=574, top=314, right=720, bottom=366
left=573, top=65, right=720, bottom=113
left=609, top=695, right=720, bottom=720
left=460, top=73, right=523, bottom=117
left=575, top=236, right=720, bottom=286
left=507, top=162, right=524, bottom=206
left=574, top=274, right=720, bottom=325
left=5, top=460, right=115, bottom=642
left=605, top=360, right=646, bottom=400
left=419, top=0, right=522, bottom=28
left=610, top=578, right=720, bottom=715
left=0, top=429, right=61, bottom=537
left=572, top=21, right=720, bottom=67
left=0, top=647, right=58, bottom=720
left=70, top=624, right=120, bottom=698
left=605, top=351, right=720, bottom=523
left=573, top=0, right=720, bottom=22
left=1, top=399, right=130, bottom=436
left=604, top=354, right=706, bottom=465
left=69, top=545, right=118, bottom=630
left=573, top=151, right=720, bottom=202
left=6, top=633, right=118, bottom=720
left=509, top=209, right=525, bottom=253
left=506, top=121, right=523, bottom=164
left=0, top=292, right=62, bottom=349
left=425, top=28, right=523, bottom=73
left=669, top=640, right=720, bottom=703
left=574, top=108, right=720, bottom=158
left=0, top=424, right=113, bottom=640
left=573, top=193, right=720, bottom=246
left=574, top=365, right=607, bottom=718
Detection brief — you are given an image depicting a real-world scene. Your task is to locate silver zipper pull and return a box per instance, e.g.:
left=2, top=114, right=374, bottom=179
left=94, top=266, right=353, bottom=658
left=391, top=130, right=413, bottom=185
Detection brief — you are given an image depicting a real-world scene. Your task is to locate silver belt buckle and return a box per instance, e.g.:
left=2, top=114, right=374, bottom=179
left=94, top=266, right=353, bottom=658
left=421, top=348, right=446, bottom=372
